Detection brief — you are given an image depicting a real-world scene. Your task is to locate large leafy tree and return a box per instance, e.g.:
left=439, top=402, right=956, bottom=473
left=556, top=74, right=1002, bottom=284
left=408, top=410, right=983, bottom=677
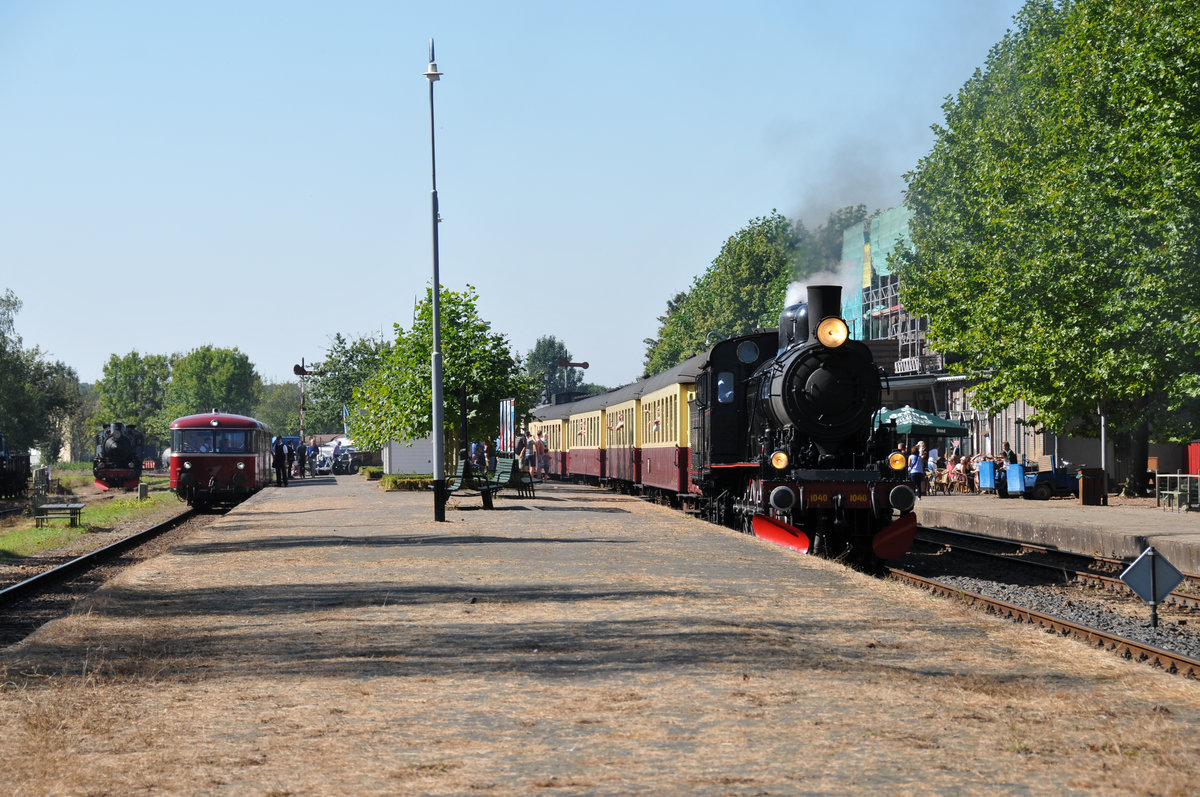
left=0, top=290, right=82, bottom=455
left=644, top=211, right=803, bottom=374
left=94, top=351, right=171, bottom=445
left=160, top=345, right=261, bottom=427
left=305, top=333, right=388, bottom=435
left=525, top=335, right=585, bottom=401
left=896, top=0, right=1200, bottom=493
left=353, top=285, right=529, bottom=458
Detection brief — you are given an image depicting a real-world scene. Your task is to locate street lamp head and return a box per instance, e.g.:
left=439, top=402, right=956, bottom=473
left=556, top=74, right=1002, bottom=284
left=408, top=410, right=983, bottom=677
left=424, top=38, right=442, bottom=82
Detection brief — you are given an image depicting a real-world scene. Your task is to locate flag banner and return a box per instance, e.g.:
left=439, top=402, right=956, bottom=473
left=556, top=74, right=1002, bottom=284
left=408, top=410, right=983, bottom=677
left=499, top=398, right=514, bottom=454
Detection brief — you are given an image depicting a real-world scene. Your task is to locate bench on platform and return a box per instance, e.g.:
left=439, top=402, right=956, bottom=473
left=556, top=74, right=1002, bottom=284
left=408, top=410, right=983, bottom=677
left=34, top=502, right=85, bottom=528
left=445, top=461, right=501, bottom=509
left=494, top=457, right=535, bottom=498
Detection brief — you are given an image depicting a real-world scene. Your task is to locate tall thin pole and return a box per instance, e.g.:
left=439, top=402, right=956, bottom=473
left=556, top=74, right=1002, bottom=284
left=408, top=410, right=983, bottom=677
left=425, top=40, right=447, bottom=521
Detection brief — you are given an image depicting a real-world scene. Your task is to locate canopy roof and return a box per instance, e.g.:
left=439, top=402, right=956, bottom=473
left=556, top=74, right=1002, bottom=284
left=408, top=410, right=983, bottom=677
left=874, top=405, right=968, bottom=437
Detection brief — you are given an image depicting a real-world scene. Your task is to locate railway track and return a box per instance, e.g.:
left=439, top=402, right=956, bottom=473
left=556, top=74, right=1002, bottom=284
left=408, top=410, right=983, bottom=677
left=888, top=567, right=1200, bottom=678
left=0, top=509, right=200, bottom=609
left=0, top=509, right=216, bottom=648
left=894, top=526, right=1200, bottom=678
left=915, top=526, right=1200, bottom=609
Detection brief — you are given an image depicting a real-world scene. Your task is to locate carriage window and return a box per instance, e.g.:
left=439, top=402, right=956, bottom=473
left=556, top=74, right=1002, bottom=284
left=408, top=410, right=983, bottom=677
left=175, top=430, right=215, bottom=453
left=717, top=372, right=735, bottom=404
left=216, top=431, right=252, bottom=452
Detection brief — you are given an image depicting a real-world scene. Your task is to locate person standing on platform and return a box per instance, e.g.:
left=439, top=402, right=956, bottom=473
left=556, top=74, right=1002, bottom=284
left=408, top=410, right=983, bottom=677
left=272, top=437, right=289, bottom=487
left=295, top=442, right=306, bottom=479
left=513, top=430, right=528, bottom=472
left=908, top=442, right=928, bottom=498
left=535, top=431, right=549, bottom=479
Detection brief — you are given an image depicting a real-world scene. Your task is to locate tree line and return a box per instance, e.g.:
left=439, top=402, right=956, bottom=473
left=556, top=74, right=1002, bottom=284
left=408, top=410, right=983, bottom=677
left=896, top=0, right=1200, bottom=492
left=6, top=0, right=1196, bottom=483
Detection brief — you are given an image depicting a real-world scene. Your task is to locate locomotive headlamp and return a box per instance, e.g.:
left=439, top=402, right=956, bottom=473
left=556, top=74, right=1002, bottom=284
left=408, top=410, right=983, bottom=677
left=236, top=461, right=245, bottom=470
left=816, top=317, right=849, bottom=348
left=183, top=460, right=192, bottom=470
left=210, top=419, right=219, bottom=427
left=888, top=452, right=908, bottom=471
left=770, top=450, right=789, bottom=470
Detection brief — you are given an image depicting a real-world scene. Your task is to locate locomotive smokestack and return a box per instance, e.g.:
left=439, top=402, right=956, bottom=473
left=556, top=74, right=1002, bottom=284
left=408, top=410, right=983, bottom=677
left=806, top=285, right=843, bottom=339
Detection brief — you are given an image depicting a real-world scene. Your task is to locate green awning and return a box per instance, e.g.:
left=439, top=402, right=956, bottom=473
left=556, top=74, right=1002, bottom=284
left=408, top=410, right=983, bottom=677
left=874, top=405, right=968, bottom=437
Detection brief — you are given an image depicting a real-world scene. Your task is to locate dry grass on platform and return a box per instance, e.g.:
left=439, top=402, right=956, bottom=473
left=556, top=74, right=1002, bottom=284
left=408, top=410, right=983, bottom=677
left=2, top=485, right=1200, bottom=795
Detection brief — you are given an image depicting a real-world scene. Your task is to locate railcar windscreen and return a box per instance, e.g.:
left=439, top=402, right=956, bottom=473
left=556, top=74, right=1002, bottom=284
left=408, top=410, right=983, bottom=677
left=173, top=429, right=254, bottom=453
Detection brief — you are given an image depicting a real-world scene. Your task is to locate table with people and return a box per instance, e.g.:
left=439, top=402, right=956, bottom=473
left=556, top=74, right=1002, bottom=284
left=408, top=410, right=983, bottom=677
left=904, top=441, right=1022, bottom=497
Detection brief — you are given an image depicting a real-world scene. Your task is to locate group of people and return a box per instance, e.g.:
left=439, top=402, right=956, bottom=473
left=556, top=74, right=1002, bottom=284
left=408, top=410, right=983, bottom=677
left=905, top=440, right=1021, bottom=497
left=462, top=430, right=548, bottom=479
left=271, top=439, right=341, bottom=487
left=514, top=430, right=549, bottom=479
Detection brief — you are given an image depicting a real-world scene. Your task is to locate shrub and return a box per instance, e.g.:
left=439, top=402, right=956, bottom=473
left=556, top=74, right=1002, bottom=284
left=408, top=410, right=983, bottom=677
left=380, top=473, right=435, bottom=491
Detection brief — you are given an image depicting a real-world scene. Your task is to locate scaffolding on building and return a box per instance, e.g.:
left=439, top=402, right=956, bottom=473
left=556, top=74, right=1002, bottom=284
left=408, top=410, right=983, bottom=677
left=861, top=274, right=943, bottom=375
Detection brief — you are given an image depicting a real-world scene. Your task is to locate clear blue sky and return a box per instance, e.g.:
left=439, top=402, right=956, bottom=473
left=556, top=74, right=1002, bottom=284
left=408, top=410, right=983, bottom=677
left=1, top=0, right=1026, bottom=392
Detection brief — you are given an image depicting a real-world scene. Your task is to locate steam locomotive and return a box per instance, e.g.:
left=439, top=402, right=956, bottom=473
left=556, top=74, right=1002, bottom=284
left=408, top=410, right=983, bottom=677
left=532, top=284, right=916, bottom=566
left=93, top=422, right=145, bottom=491
left=691, top=285, right=916, bottom=563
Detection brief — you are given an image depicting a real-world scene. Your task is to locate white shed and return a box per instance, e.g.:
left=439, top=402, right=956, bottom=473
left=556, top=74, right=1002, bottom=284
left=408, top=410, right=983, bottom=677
left=382, top=438, right=434, bottom=475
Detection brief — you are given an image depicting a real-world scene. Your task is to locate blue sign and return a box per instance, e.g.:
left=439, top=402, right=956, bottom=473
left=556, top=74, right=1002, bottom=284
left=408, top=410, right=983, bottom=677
left=1120, top=547, right=1184, bottom=605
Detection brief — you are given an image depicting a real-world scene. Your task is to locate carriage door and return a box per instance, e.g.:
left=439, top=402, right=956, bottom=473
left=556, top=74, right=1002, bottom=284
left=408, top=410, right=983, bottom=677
left=689, top=373, right=708, bottom=479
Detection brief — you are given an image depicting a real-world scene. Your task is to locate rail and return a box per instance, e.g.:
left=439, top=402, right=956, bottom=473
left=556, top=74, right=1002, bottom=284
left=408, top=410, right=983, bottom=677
left=888, top=567, right=1200, bottom=678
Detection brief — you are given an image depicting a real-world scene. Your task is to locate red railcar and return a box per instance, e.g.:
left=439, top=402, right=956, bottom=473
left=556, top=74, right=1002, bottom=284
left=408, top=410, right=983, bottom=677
left=169, top=413, right=273, bottom=507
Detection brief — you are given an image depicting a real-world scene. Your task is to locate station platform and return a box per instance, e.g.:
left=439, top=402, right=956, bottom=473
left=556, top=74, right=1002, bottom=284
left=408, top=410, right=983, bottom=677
left=4, top=476, right=1200, bottom=794
left=916, top=493, right=1200, bottom=573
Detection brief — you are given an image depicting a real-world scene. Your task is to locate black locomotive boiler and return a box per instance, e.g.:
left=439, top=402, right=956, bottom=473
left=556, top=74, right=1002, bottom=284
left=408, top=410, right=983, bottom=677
left=690, top=284, right=916, bottom=564
left=93, top=422, right=144, bottom=491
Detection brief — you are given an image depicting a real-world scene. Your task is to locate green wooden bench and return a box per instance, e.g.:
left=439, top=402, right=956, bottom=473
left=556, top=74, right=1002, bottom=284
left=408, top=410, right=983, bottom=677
left=445, top=460, right=501, bottom=509
left=494, top=457, right=536, bottom=499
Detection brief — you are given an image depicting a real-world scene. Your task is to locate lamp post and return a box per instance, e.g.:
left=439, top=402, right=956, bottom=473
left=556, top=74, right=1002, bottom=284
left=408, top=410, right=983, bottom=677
left=424, top=39, right=447, bottom=521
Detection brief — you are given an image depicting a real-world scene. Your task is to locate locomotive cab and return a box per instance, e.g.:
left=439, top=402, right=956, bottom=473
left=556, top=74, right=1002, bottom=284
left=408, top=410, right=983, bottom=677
left=690, top=331, right=778, bottom=476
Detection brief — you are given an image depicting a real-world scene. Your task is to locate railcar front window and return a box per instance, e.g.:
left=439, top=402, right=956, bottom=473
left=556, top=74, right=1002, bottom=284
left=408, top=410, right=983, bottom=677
left=717, top=372, right=735, bottom=404
left=175, top=430, right=215, bottom=453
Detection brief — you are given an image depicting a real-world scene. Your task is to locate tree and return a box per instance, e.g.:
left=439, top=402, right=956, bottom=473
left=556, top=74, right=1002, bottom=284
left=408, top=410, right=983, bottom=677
left=160, top=346, right=261, bottom=428
left=353, top=285, right=530, bottom=459
left=644, top=211, right=803, bottom=373
left=896, top=0, right=1200, bottom=494
left=95, top=351, right=171, bottom=445
left=253, top=381, right=303, bottom=437
left=306, top=333, right=388, bottom=435
left=0, top=290, right=82, bottom=455
left=31, top=360, right=83, bottom=463
left=525, top=335, right=585, bottom=401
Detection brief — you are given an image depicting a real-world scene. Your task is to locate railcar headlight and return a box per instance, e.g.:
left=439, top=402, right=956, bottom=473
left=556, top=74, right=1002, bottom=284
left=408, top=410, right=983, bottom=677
left=183, top=461, right=192, bottom=470
left=770, top=450, right=789, bottom=470
left=236, top=461, right=245, bottom=470
left=888, top=452, right=908, bottom=471
left=816, top=317, right=849, bottom=348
